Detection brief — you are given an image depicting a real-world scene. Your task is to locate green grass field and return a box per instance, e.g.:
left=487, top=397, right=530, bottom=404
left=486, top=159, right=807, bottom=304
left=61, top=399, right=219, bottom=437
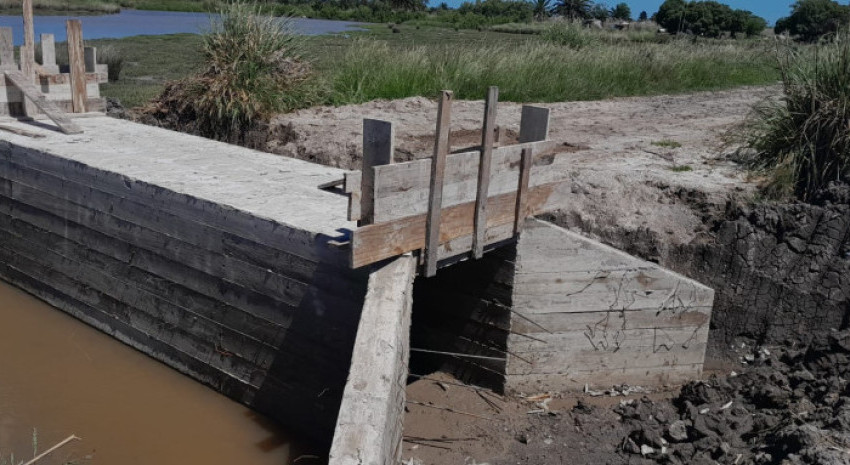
left=90, top=24, right=780, bottom=109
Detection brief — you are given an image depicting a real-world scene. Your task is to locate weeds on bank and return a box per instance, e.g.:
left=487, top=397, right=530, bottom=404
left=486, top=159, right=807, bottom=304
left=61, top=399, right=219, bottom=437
left=741, top=30, right=850, bottom=201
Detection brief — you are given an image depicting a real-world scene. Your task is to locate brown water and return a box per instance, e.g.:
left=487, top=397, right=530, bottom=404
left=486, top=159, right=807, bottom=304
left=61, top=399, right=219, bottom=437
left=0, top=282, right=315, bottom=465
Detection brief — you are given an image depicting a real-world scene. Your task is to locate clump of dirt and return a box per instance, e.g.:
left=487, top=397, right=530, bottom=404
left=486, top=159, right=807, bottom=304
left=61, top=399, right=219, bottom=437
left=614, top=330, right=850, bottom=465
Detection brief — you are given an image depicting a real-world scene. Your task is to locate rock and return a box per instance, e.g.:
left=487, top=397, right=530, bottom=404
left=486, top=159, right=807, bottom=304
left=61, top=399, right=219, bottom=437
left=668, top=420, right=689, bottom=442
left=640, top=444, right=655, bottom=456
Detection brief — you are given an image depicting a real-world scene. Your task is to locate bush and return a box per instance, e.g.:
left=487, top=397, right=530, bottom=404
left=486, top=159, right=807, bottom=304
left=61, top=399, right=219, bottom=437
left=654, top=0, right=767, bottom=37
left=97, top=45, right=124, bottom=82
left=541, top=20, right=596, bottom=49
left=775, top=0, right=850, bottom=42
left=148, top=1, right=316, bottom=140
left=742, top=30, right=850, bottom=200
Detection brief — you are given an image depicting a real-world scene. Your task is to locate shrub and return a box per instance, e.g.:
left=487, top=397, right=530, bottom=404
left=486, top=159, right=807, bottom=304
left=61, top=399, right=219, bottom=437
left=541, top=20, right=596, bottom=49
left=148, top=1, right=315, bottom=140
left=97, top=45, right=124, bottom=82
left=741, top=30, right=850, bottom=200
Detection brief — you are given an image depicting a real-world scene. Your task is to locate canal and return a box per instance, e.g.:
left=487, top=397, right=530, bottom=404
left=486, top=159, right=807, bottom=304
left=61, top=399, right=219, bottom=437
left=0, top=281, right=318, bottom=464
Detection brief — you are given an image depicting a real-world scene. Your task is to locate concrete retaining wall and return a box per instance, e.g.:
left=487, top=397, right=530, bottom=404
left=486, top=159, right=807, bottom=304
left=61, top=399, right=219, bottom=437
left=506, top=219, right=714, bottom=392
left=0, top=117, right=369, bottom=444
left=329, top=255, right=416, bottom=465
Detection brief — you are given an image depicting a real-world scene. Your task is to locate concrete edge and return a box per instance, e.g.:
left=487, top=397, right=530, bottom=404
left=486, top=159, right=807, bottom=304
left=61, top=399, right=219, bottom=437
left=329, top=254, right=416, bottom=465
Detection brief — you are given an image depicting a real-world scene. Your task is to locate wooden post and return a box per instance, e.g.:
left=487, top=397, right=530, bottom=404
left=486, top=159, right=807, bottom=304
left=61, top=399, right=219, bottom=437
left=472, top=86, right=498, bottom=259
left=19, top=44, right=39, bottom=116
left=22, top=0, right=35, bottom=78
left=40, top=34, right=58, bottom=74
left=66, top=20, right=87, bottom=113
left=519, top=106, right=550, bottom=143
left=514, top=147, right=533, bottom=234
left=359, top=119, right=394, bottom=226
left=423, top=90, right=453, bottom=277
left=84, top=46, right=97, bottom=73
left=0, top=28, right=14, bottom=71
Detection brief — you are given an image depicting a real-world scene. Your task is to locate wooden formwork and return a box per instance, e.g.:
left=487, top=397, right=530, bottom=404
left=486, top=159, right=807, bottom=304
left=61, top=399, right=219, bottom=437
left=343, top=88, right=560, bottom=276
left=0, top=6, right=107, bottom=135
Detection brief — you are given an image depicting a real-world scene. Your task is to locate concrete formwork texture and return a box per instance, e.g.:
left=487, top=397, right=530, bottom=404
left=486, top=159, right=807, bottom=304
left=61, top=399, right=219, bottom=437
left=0, top=114, right=714, bottom=458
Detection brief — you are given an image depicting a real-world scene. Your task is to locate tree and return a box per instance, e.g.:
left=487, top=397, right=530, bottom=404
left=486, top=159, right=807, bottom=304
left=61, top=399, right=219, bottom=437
left=589, top=2, right=609, bottom=20
left=775, top=0, right=850, bottom=42
left=610, top=2, right=631, bottom=20
left=655, top=0, right=687, bottom=32
left=654, top=0, right=767, bottom=37
left=638, top=10, right=647, bottom=21
left=556, top=0, right=591, bottom=19
left=533, top=0, right=553, bottom=20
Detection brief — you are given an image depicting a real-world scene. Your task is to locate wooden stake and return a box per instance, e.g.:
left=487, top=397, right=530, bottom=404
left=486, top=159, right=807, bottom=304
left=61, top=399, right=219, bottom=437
left=423, top=90, right=452, bottom=277
left=514, top=147, right=533, bottom=234
left=0, top=27, right=12, bottom=71
left=359, top=119, right=393, bottom=226
left=472, top=86, right=498, bottom=259
left=66, top=20, right=87, bottom=113
left=22, top=0, right=35, bottom=77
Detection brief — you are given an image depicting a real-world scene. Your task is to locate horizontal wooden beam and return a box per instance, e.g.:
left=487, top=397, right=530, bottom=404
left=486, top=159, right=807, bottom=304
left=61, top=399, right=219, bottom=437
left=351, top=181, right=562, bottom=269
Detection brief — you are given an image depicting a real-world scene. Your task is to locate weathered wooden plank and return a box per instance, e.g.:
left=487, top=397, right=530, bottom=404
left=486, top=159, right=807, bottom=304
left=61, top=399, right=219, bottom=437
left=0, top=28, right=13, bottom=71
left=22, top=0, right=35, bottom=73
left=514, top=147, right=532, bottom=234
left=509, top=306, right=713, bottom=335
left=424, top=90, right=453, bottom=277
left=359, top=119, right=393, bottom=225
left=66, top=20, right=88, bottom=113
left=472, top=86, right=498, bottom=259
left=345, top=170, right=362, bottom=221
left=506, top=342, right=707, bottom=375
left=519, top=105, right=550, bottom=143
left=352, top=181, right=560, bottom=268
left=505, top=364, right=703, bottom=392
left=4, top=72, right=83, bottom=134
left=372, top=139, right=557, bottom=223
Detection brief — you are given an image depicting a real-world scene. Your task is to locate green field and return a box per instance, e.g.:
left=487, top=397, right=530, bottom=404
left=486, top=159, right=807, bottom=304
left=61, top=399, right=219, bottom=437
left=87, top=24, right=780, bottom=110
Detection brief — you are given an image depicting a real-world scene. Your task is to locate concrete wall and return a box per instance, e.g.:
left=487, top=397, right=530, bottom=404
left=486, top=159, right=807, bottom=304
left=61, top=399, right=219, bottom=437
left=329, top=255, right=416, bottom=465
left=506, top=219, right=714, bottom=392
left=0, top=131, right=369, bottom=444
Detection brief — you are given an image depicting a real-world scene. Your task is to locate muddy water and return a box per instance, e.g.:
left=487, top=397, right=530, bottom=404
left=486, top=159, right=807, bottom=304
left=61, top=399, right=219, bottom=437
left=0, top=282, right=317, bottom=465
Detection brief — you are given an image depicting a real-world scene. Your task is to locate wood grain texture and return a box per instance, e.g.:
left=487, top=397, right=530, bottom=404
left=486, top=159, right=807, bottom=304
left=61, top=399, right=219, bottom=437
left=22, top=0, right=35, bottom=74
left=514, top=147, right=532, bottom=234
left=0, top=28, right=13, bottom=71
left=4, top=72, right=83, bottom=134
left=424, top=90, right=452, bottom=277
left=359, top=119, right=393, bottom=225
left=472, top=86, right=498, bottom=259
left=65, top=20, right=88, bottom=113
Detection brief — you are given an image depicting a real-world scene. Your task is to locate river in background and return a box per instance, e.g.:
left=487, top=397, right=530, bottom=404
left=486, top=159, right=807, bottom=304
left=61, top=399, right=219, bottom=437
left=0, top=281, right=317, bottom=465
left=0, top=10, right=363, bottom=44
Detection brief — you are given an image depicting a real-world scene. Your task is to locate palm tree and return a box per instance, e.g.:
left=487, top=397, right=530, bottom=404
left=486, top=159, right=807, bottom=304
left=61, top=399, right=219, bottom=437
left=533, top=0, right=552, bottom=21
left=556, top=0, right=591, bottom=20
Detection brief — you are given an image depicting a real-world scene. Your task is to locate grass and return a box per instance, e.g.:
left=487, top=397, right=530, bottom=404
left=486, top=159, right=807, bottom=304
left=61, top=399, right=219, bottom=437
left=652, top=139, right=683, bottom=148
left=669, top=164, right=693, bottom=172
left=93, top=23, right=781, bottom=113
left=741, top=30, right=850, bottom=200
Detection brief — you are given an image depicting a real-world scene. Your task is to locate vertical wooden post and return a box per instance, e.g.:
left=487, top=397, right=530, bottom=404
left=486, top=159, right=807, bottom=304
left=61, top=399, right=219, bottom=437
left=19, top=44, right=38, bottom=116
left=22, top=0, right=35, bottom=78
left=423, top=90, right=453, bottom=277
left=84, top=46, right=97, bottom=73
left=472, top=86, right=498, bottom=259
left=66, top=20, right=87, bottom=113
left=518, top=105, right=550, bottom=143
left=0, top=28, right=12, bottom=71
left=514, top=147, right=533, bottom=234
left=359, top=119, right=394, bottom=226
left=40, top=34, right=58, bottom=73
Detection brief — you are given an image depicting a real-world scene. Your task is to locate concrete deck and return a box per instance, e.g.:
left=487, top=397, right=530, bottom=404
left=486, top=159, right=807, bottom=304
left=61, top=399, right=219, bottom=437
left=0, top=115, right=353, bottom=239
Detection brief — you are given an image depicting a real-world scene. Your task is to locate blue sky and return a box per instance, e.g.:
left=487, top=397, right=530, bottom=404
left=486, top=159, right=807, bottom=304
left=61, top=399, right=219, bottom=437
left=430, top=1, right=808, bottom=26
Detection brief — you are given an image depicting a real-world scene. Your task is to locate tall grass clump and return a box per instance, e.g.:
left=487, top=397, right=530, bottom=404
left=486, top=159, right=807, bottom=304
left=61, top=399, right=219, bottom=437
left=541, top=21, right=597, bottom=49
left=97, top=45, right=124, bottom=82
left=147, top=1, right=317, bottom=140
left=742, top=31, right=850, bottom=200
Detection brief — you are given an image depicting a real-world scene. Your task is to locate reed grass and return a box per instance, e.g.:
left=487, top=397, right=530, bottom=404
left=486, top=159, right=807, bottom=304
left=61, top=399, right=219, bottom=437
left=742, top=31, right=850, bottom=200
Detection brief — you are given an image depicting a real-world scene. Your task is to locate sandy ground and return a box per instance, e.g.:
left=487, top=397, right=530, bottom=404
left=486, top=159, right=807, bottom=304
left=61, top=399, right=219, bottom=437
left=266, top=86, right=778, bottom=248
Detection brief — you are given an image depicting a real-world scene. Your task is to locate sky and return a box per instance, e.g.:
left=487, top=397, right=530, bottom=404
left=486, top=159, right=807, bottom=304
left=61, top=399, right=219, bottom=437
left=431, top=1, right=802, bottom=26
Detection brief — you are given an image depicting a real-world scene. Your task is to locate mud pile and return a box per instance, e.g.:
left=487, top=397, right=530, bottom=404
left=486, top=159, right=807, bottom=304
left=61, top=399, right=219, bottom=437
left=618, top=331, right=850, bottom=465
